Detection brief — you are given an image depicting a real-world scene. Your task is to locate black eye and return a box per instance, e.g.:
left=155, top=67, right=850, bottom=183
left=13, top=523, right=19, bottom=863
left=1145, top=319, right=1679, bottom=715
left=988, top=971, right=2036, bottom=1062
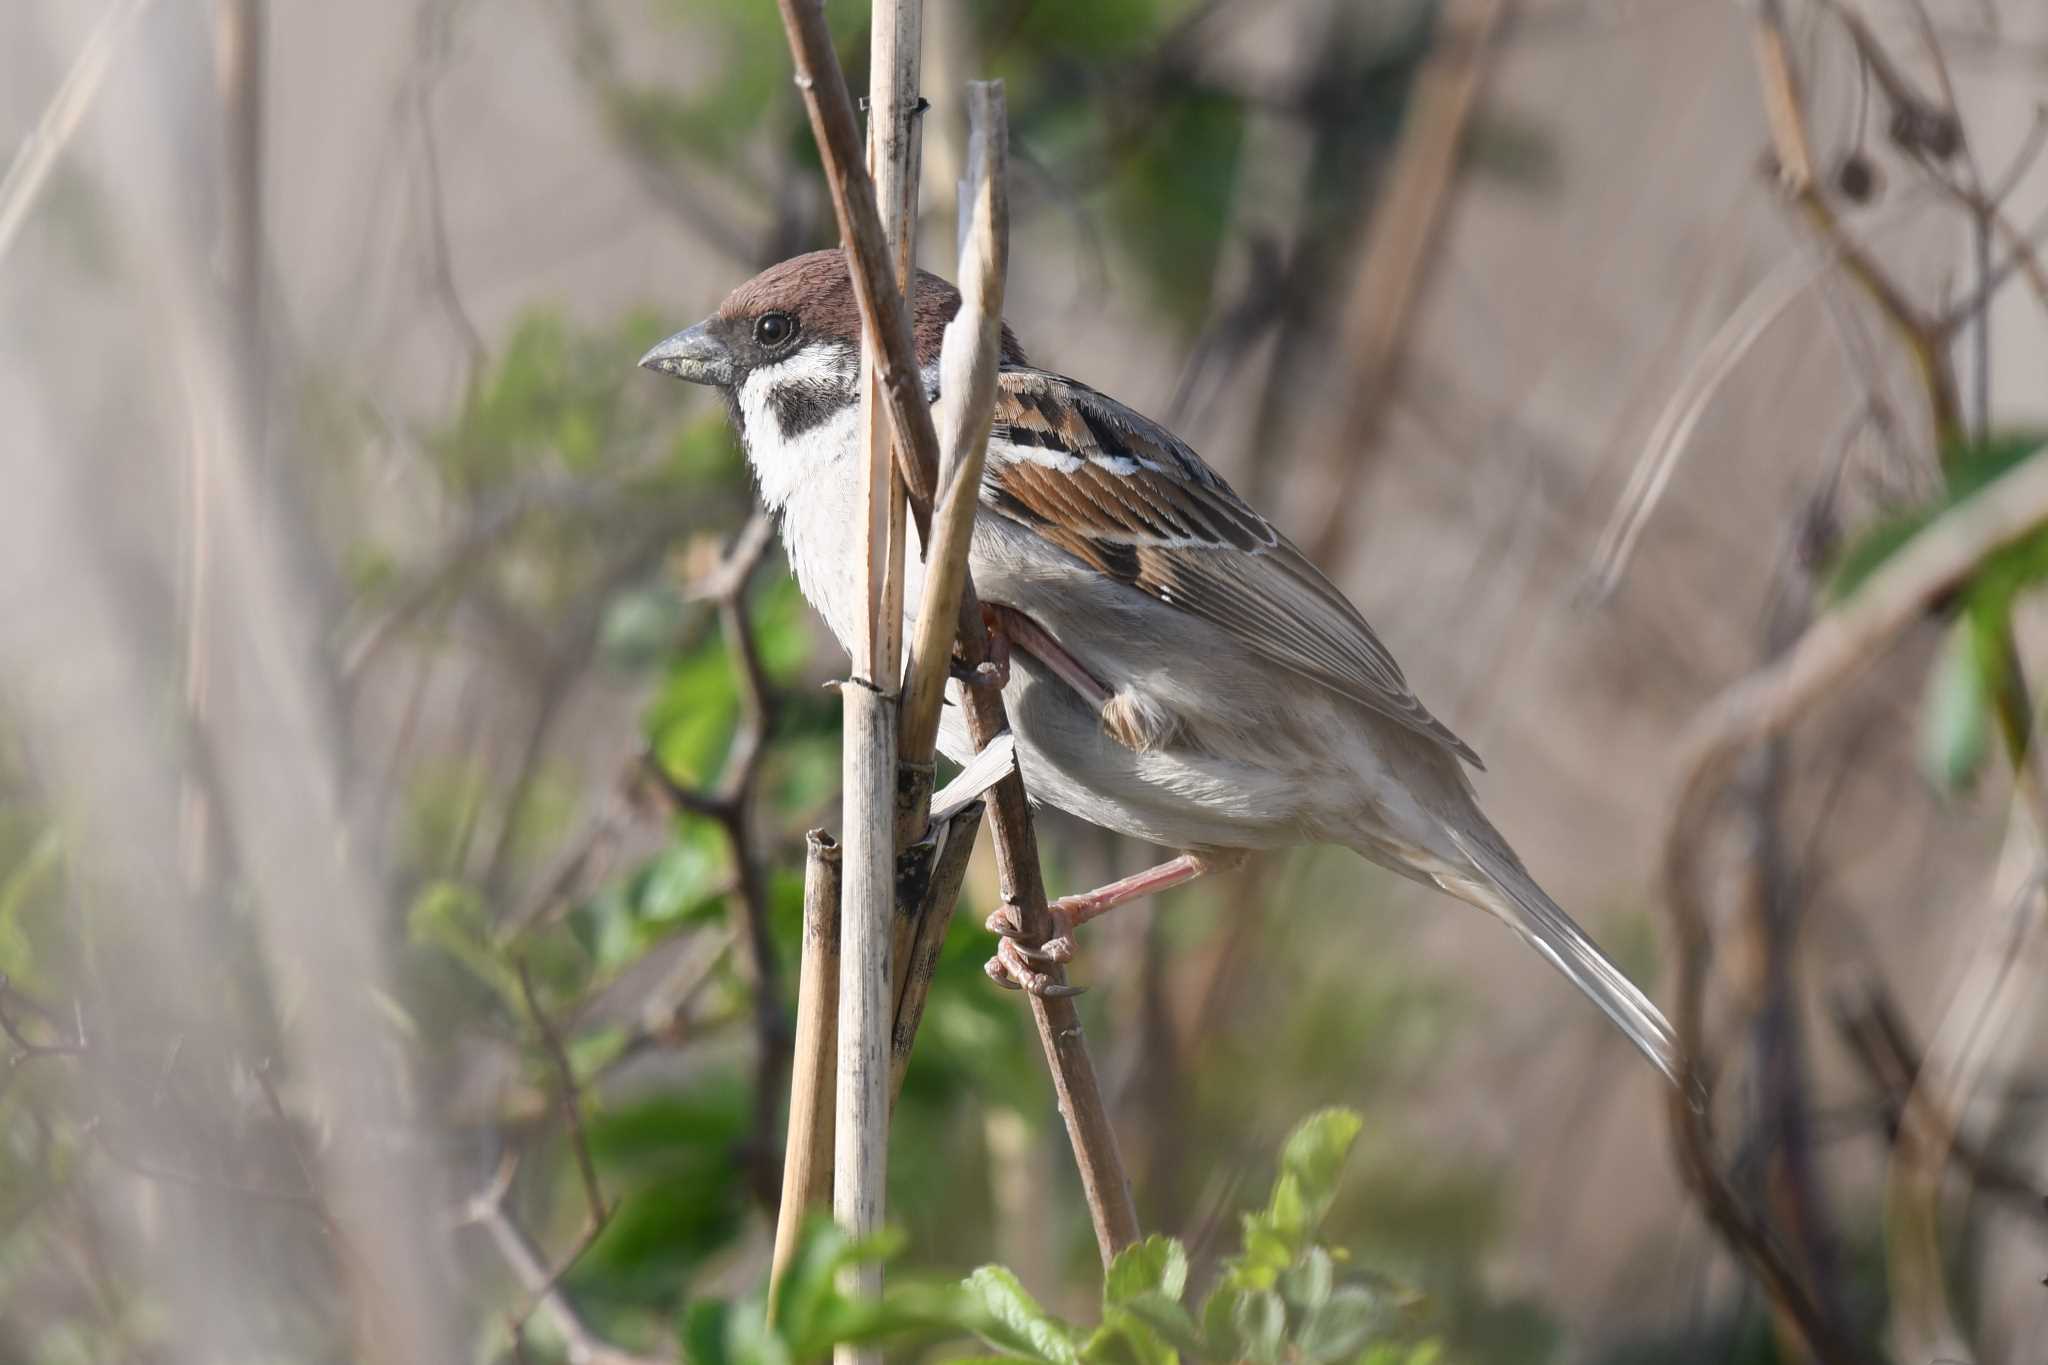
left=755, top=312, right=797, bottom=349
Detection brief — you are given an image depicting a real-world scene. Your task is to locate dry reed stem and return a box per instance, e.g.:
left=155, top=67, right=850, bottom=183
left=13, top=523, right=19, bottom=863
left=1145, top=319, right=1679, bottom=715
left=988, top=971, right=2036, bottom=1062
left=898, top=88, right=1010, bottom=808
left=770, top=832, right=843, bottom=1314
left=831, top=2, right=924, bottom=1349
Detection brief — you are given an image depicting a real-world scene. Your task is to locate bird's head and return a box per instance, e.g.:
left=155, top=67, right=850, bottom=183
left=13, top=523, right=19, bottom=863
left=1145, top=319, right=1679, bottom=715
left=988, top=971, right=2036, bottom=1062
left=639, top=249, right=1024, bottom=455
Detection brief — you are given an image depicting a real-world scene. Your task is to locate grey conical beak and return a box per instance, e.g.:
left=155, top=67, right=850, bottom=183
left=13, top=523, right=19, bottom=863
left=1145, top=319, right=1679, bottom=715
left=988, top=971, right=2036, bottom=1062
left=640, top=321, right=733, bottom=387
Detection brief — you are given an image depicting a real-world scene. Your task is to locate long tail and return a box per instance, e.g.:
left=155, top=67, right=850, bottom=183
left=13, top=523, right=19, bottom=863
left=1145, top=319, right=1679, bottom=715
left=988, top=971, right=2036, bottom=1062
left=1444, top=827, right=1683, bottom=1089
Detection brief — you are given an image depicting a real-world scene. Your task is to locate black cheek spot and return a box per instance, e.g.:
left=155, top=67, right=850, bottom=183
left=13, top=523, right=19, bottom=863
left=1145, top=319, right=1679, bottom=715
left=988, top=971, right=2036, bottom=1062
left=770, top=384, right=836, bottom=439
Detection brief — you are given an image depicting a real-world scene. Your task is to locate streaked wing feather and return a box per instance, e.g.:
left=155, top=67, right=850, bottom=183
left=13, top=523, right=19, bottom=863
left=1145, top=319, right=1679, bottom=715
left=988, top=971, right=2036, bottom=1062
left=981, top=369, right=1481, bottom=768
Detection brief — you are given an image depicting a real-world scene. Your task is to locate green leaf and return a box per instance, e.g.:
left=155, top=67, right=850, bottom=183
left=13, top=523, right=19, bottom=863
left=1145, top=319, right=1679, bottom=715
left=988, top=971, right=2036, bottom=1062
left=406, top=880, right=521, bottom=1009
left=1281, top=1246, right=1334, bottom=1314
left=682, top=1298, right=733, bottom=1365
left=1296, top=1284, right=1396, bottom=1363
left=1117, top=1293, right=1206, bottom=1358
left=1199, top=1286, right=1242, bottom=1360
left=1232, top=1289, right=1286, bottom=1365
left=1104, top=1235, right=1189, bottom=1308
left=0, top=826, right=60, bottom=976
left=1944, top=427, right=2048, bottom=492
left=1226, top=1108, right=1365, bottom=1290
left=1830, top=431, right=2048, bottom=602
left=768, top=1216, right=852, bottom=1350
left=1076, top=1315, right=1158, bottom=1365
left=1920, top=614, right=1995, bottom=791
left=963, top=1265, right=1080, bottom=1365
left=1825, top=512, right=1931, bottom=603
left=1279, top=1108, right=1365, bottom=1229
left=1361, top=1341, right=1443, bottom=1365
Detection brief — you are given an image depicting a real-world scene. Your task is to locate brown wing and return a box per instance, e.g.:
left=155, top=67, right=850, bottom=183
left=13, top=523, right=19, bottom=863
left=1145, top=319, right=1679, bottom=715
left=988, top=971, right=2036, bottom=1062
left=980, top=369, right=1481, bottom=768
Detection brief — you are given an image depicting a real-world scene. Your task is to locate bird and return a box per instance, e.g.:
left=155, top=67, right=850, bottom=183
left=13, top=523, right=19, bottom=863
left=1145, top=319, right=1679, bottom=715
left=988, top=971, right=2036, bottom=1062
left=641, top=248, right=1682, bottom=1087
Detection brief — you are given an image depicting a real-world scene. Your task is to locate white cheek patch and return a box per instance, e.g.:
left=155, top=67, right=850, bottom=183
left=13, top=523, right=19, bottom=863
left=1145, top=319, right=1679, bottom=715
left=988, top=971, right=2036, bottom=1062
left=737, top=345, right=858, bottom=509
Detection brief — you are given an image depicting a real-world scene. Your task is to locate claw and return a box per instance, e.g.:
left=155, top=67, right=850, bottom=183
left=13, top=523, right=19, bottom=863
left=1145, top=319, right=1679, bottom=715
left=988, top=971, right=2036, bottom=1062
left=986, top=936, right=1086, bottom=999
left=985, top=903, right=1074, bottom=964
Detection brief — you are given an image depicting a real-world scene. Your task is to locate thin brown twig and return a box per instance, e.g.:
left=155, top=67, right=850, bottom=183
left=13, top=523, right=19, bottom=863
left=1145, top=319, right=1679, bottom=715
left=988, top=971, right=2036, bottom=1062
left=515, top=959, right=608, bottom=1229
left=638, top=510, right=789, bottom=1210
left=1749, top=0, right=1963, bottom=448
left=465, top=1155, right=666, bottom=1365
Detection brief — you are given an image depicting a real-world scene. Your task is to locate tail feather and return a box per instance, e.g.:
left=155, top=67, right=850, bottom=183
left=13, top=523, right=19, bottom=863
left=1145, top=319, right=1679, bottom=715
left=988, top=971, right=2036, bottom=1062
left=1445, top=828, right=1683, bottom=1090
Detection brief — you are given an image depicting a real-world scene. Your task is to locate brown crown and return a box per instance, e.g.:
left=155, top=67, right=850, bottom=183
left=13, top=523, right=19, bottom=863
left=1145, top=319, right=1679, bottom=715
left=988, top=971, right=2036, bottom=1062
left=715, top=249, right=1028, bottom=367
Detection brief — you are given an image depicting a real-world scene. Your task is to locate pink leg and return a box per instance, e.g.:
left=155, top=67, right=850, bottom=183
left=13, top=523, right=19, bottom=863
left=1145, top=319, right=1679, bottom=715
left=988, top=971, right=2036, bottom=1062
left=985, top=850, right=1247, bottom=995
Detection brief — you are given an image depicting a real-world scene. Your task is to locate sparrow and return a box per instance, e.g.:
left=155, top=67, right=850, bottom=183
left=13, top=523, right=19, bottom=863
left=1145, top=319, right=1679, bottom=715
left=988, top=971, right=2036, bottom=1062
left=642, top=249, right=1680, bottom=1087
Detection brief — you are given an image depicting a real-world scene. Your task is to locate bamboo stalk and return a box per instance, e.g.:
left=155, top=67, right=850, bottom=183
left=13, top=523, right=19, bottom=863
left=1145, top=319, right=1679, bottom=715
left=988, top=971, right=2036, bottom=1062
left=768, top=832, right=841, bottom=1313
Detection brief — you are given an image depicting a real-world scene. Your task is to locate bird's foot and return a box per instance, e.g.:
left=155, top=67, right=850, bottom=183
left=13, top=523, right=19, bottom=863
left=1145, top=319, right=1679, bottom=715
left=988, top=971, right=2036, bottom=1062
left=982, top=901, right=1084, bottom=998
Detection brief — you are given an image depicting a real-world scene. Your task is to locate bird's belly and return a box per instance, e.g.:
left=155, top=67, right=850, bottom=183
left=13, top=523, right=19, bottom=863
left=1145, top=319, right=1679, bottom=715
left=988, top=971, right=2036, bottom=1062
left=921, top=520, right=1386, bottom=854
left=932, top=661, right=1332, bottom=853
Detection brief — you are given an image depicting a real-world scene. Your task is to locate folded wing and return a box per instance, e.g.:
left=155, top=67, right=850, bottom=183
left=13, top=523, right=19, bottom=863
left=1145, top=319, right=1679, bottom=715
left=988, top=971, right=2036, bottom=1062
left=979, top=369, right=1481, bottom=768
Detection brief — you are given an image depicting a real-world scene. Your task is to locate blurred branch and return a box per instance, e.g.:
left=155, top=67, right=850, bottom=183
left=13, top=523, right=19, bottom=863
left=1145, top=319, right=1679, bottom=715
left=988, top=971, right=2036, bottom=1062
left=1300, top=0, right=1510, bottom=567
left=639, top=510, right=787, bottom=1212
left=1586, top=250, right=1838, bottom=601
left=1743, top=0, right=2048, bottom=808
left=465, top=1157, right=665, bottom=1365
left=1830, top=975, right=2048, bottom=1216
left=553, top=0, right=760, bottom=264
left=1662, top=445, right=2048, bottom=1365
left=1738, top=537, right=1853, bottom=1350
left=411, top=0, right=487, bottom=386
left=339, top=471, right=716, bottom=683
left=0, top=0, right=154, bottom=266
left=1881, top=852, right=2047, bottom=1363
left=515, top=959, right=609, bottom=1232
left=1747, top=0, right=1963, bottom=447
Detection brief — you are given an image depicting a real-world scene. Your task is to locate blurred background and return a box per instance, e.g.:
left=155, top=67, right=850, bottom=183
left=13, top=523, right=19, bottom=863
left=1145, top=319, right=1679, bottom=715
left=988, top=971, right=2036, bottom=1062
left=3, top=0, right=2047, bottom=1360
